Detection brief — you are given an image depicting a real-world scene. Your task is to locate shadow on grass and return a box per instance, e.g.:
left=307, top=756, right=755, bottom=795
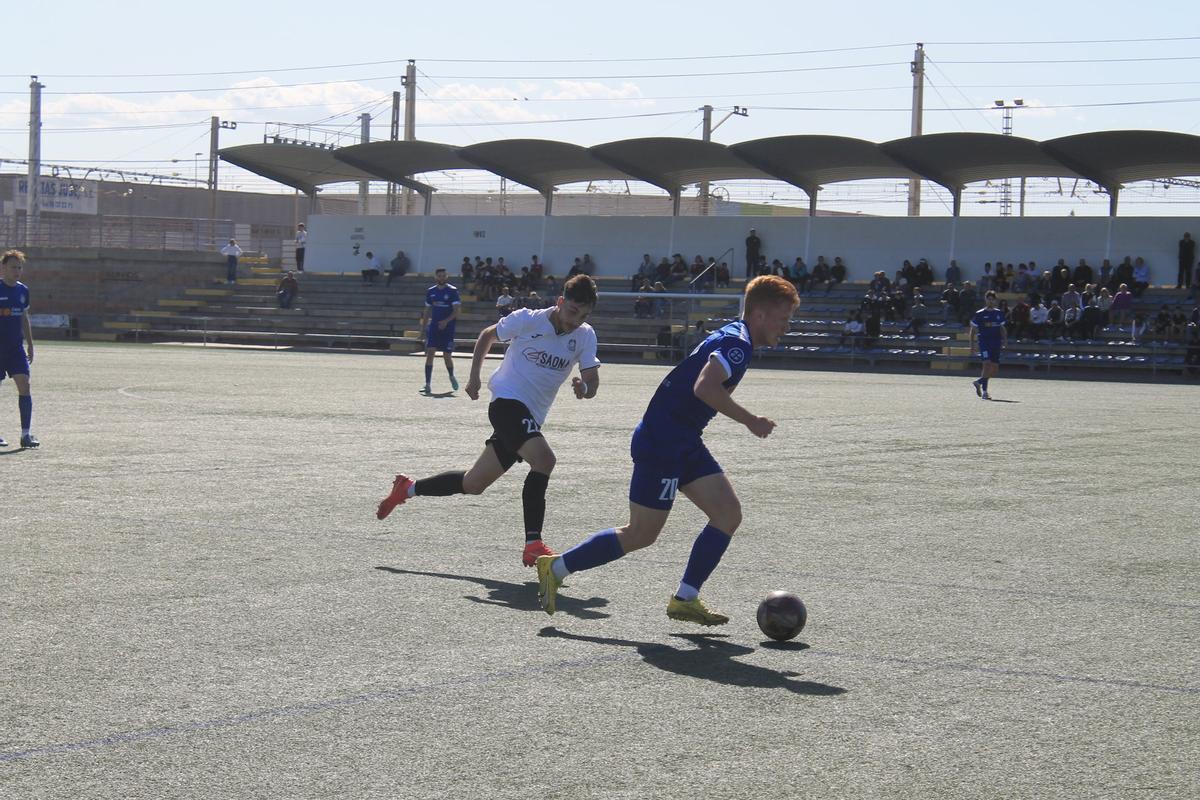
left=988, top=398, right=1021, bottom=404
left=539, top=627, right=847, bottom=696
left=375, top=566, right=611, bottom=620
left=418, top=390, right=457, bottom=399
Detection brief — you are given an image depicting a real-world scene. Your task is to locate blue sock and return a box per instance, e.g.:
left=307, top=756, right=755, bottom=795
left=18, top=395, right=31, bottom=432
left=981, top=377, right=989, bottom=391
left=424, top=364, right=433, bottom=386
left=678, top=525, right=732, bottom=598
left=561, top=528, right=624, bottom=574
left=446, top=363, right=456, bottom=378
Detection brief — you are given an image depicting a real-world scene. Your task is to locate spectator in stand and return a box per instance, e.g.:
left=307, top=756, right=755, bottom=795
left=1153, top=305, right=1172, bottom=340
left=1171, top=306, right=1189, bottom=339
left=652, top=281, right=669, bottom=317
left=792, top=258, right=809, bottom=294
left=715, top=261, right=730, bottom=289
left=633, top=254, right=654, bottom=291
left=362, top=251, right=382, bottom=284
left=655, top=257, right=671, bottom=285
left=945, top=259, right=962, bottom=287
left=978, top=263, right=994, bottom=293
left=543, top=275, right=559, bottom=301
left=1062, top=304, right=1081, bottom=340
left=1008, top=297, right=1031, bottom=340
left=517, top=267, right=532, bottom=293
left=568, top=257, right=584, bottom=277
left=495, top=286, right=514, bottom=317
left=1061, top=283, right=1083, bottom=314
left=1079, top=300, right=1105, bottom=341
left=634, top=281, right=654, bottom=318
left=1130, top=312, right=1149, bottom=343
left=1114, top=256, right=1135, bottom=291
left=863, top=297, right=882, bottom=346
left=888, top=287, right=908, bottom=323
left=1132, top=257, right=1151, bottom=297
left=460, top=257, right=475, bottom=288
left=1179, top=232, right=1196, bottom=290
left=496, top=258, right=514, bottom=287
left=1045, top=300, right=1064, bottom=339
left=477, top=260, right=496, bottom=300
left=1012, top=264, right=1032, bottom=295
left=957, top=281, right=977, bottom=324
left=941, top=282, right=960, bottom=321
left=1098, top=259, right=1114, bottom=291
left=841, top=311, right=865, bottom=346
left=669, top=255, right=689, bottom=286
left=386, top=250, right=411, bottom=287
left=276, top=270, right=299, bottom=309
left=581, top=254, right=596, bottom=275
left=915, top=258, right=934, bottom=289
left=902, top=295, right=927, bottom=337
left=1186, top=322, right=1200, bottom=374
left=529, top=255, right=544, bottom=289
left=1073, top=259, right=1093, bottom=289
left=294, top=223, right=307, bottom=272
left=1029, top=299, right=1049, bottom=339
left=810, top=258, right=830, bottom=294
left=220, top=238, right=242, bottom=285
left=828, top=257, right=847, bottom=293
left=1111, top=283, right=1134, bottom=326
left=1036, top=270, right=1054, bottom=303
left=745, top=228, right=761, bottom=279
left=1095, top=287, right=1113, bottom=328
left=526, top=291, right=545, bottom=309
left=1050, top=265, right=1070, bottom=298
left=756, top=255, right=770, bottom=276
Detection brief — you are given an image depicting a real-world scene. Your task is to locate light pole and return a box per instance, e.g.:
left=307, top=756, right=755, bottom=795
left=994, top=99, right=1024, bottom=216
left=194, top=152, right=202, bottom=186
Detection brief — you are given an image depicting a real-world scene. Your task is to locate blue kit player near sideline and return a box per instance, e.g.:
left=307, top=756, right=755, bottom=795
left=420, top=267, right=461, bottom=394
left=536, top=275, right=800, bottom=625
left=970, top=289, right=1007, bottom=401
left=0, top=249, right=39, bottom=449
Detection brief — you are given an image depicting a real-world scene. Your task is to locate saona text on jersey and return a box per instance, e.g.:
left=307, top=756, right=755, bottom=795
left=488, top=307, right=600, bottom=426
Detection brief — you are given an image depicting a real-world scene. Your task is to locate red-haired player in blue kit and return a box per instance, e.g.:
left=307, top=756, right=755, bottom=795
left=536, top=275, right=799, bottom=625
left=0, top=250, right=38, bottom=449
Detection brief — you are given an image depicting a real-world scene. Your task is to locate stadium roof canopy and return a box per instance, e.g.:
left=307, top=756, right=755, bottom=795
left=217, top=142, right=427, bottom=197
left=880, top=133, right=1083, bottom=215
left=729, top=135, right=922, bottom=213
left=221, top=130, right=1200, bottom=217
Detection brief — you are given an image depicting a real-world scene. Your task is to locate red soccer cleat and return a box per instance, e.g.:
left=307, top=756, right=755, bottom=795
left=522, top=539, right=557, bottom=567
left=376, top=474, right=415, bottom=520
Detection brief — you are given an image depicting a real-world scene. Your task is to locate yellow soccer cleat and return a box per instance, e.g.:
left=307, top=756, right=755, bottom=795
left=536, top=555, right=563, bottom=616
left=666, top=596, right=730, bottom=626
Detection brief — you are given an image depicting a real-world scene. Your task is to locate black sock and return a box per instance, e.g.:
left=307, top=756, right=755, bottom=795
left=414, top=471, right=465, bottom=496
left=522, top=471, right=551, bottom=542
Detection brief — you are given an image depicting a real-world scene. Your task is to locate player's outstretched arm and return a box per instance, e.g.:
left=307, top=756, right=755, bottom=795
left=693, top=358, right=775, bottom=439
left=466, top=324, right=499, bottom=400
left=571, top=366, right=600, bottom=399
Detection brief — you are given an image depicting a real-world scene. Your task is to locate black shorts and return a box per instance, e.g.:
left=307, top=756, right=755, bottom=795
left=486, top=398, right=543, bottom=470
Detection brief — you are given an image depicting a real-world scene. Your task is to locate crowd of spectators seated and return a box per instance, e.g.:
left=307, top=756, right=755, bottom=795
left=459, top=254, right=549, bottom=300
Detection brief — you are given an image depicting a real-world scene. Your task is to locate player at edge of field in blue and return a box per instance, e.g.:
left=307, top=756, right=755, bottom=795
left=969, top=289, right=1007, bottom=401
left=536, top=275, right=800, bottom=625
left=0, top=249, right=39, bottom=449
left=420, top=267, right=462, bottom=394
left=377, top=274, right=601, bottom=568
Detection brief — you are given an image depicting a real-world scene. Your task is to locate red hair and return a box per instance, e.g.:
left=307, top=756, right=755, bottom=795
left=744, top=275, right=799, bottom=314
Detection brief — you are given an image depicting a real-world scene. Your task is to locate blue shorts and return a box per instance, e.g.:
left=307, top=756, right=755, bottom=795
left=426, top=323, right=455, bottom=352
left=980, top=344, right=1002, bottom=364
left=0, top=345, right=29, bottom=380
left=628, top=425, right=723, bottom=510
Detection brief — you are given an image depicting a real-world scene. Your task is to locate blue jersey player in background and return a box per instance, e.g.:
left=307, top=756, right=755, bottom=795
left=420, top=267, right=461, bottom=395
left=537, top=275, right=800, bottom=625
left=0, top=250, right=38, bottom=449
left=969, top=289, right=1008, bottom=401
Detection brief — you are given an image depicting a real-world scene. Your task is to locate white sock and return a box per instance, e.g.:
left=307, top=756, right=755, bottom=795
left=551, top=557, right=570, bottom=580
left=675, top=582, right=699, bottom=601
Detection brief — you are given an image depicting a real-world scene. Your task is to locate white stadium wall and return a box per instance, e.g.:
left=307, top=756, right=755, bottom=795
left=305, top=214, right=1199, bottom=284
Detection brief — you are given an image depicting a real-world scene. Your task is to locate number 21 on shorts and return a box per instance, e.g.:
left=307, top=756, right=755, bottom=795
left=659, top=477, right=679, bottom=502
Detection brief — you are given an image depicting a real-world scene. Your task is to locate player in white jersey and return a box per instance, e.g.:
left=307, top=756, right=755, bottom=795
left=376, top=275, right=601, bottom=567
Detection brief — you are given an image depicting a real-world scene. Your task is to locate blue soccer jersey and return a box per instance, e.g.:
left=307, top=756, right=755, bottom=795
left=0, top=280, right=30, bottom=347
left=640, top=320, right=754, bottom=438
left=971, top=306, right=1006, bottom=351
left=425, top=283, right=461, bottom=325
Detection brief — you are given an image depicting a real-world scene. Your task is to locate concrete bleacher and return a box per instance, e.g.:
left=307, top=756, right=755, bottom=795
left=99, top=265, right=1197, bottom=378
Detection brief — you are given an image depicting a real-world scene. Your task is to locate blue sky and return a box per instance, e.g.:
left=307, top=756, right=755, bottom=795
left=3, top=1, right=1199, bottom=213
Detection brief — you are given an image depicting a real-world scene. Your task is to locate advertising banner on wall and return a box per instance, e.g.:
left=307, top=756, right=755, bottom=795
left=13, top=177, right=99, bottom=215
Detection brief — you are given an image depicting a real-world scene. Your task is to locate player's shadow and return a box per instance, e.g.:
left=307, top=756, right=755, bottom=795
left=375, top=566, right=611, bottom=620
left=988, top=398, right=1020, bottom=404
left=538, top=627, right=846, bottom=696
left=419, top=390, right=456, bottom=399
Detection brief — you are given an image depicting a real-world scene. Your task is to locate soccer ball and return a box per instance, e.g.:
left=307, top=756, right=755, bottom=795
left=756, top=591, right=807, bottom=641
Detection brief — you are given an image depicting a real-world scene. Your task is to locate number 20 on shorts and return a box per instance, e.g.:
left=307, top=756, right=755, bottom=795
left=659, top=477, right=679, bottom=502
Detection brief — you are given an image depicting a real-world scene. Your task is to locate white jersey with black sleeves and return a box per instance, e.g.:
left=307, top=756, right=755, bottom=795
left=487, top=307, right=600, bottom=426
